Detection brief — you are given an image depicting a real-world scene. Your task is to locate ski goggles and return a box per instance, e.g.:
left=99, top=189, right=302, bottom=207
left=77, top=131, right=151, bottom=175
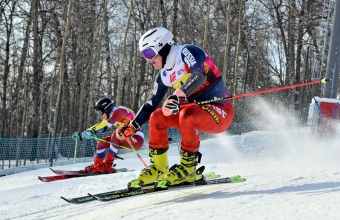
left=141, top=47, right=158, bottom=61
left=95, top=108, right=104, bottom=116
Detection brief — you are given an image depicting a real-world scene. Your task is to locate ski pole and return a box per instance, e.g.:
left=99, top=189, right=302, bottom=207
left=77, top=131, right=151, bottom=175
left=90, top=136, right=149, bottom=156
left=126, top=137, right=148, bottom=168
left=116, top=124, right=148, bottom=168
left=182, top=78, right=330, bottom=107
left=73, top=140, right=78, bottom=167
left=231, top=78, right=330, bottom=99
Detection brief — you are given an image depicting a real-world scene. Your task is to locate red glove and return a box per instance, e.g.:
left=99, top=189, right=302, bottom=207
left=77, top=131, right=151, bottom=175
left=116, top=121, right=140, bottom=141
left=121, top=117, right=131, bottom=125
left=162, top=89, right=186, bottom=116
left=116, top=125, right=135, bottom=141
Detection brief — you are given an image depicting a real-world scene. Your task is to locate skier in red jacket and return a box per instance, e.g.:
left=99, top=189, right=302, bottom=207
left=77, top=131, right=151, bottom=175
left=72, top=98, right=144, bottom=173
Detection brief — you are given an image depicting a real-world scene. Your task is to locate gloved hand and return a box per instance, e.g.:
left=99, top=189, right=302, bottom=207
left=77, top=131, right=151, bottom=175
left=72, top=130, right=95, bottom=141
left=116, top=121, right=140, bottom=141
left=162, top=95, right=180, bottom=116
left=80, top=130, right=95, bottom=140
left=72, top=132, right=81, bottom=141
left=121, top=117, right=131, bottom=125
left=162, top=89, right=186, bottom=116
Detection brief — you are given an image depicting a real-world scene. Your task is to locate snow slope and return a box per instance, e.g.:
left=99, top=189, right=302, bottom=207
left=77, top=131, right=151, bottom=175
left=1, top=129, right=340, bottom=220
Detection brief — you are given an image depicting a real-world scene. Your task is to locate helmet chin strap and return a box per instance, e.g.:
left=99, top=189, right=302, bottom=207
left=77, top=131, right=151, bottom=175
left=163, top=45, right=179, bottom=70
left=158, top=43, right=172, bottom=68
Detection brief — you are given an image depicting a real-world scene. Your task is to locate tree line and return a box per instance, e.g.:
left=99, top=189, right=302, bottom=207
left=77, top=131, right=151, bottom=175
left=0, top=0, right=329, bottom=138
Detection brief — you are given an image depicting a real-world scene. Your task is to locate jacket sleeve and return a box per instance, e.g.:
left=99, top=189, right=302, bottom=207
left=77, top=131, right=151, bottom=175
left=132, top=72, right=169, bottom=128
left=86, top=120, right=109, bottom=133
left=180, top=45, right=207, bottom=97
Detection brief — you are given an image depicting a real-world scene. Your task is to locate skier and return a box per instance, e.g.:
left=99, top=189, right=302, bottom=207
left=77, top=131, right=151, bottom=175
left=116, top=27, right=234, bottom=188
left=72, top=98, right=144, bottom=173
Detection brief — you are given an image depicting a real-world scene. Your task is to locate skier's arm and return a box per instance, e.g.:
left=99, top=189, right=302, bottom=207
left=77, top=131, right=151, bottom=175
left=162, top=45, right=209, bottom=116
left=71, top=120, right=109, bottom=141
left=116, top=73, right=168, bottom=141
left=86, top=120, right=109, bottom=133
left=131, top=73, right=169, bottom=130
left=108, top=107, right=134, bottom=127
left=179, top=45, right=207, bottom=97
left=86, top=107, right=133, bottom=133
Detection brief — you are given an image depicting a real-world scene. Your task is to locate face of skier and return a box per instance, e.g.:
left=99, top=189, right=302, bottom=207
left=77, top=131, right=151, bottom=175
left=101, top=113, right=108, bottom=120
left=148, top=54, right=163, bottom=70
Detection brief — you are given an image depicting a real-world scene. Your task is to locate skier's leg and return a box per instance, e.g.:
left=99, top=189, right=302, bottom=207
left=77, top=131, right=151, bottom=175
left=84, top=136, right=110, bottom=172
left=129, top=109, right=180, bottom=188
left=164, top=103, right=233, bottom=184
left=110, top=130, right=145, bottom=151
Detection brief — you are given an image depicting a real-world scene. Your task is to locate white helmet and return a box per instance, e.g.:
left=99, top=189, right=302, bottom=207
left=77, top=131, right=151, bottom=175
left=139, top=27, right=174, bottom=61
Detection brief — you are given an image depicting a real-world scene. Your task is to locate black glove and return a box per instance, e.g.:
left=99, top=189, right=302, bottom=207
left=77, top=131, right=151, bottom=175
left=162, top=95, right=180, bottom=116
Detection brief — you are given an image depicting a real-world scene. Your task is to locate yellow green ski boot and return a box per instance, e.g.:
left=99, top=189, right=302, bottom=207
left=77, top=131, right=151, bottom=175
left=161, top=149, right=200, bottom=186
left=128, top=147, right=169, bottom=190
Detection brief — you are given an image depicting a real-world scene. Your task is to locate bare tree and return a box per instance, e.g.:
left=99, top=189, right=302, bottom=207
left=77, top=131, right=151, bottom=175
left=30, top=0, right=43, bottom=138
left=0, top=0, right=16, bottom=137
left=104, top=1, right=112, bottom=98
left=87, top=0, right=108, bottom=121
left=14, top=2, right=33, bottom=137
left=222, top=0, right=232, bottom=83
left=233, top=0, right=244, bottom=95
left=52, top=0, right=73, bottom=138
left=77, top=1, right=97, bottom=130
left=116, top=0, right=133, bottom=106
left=172, top=0, right=179, bottom=42
left=203, top=0, right=211, bottom=51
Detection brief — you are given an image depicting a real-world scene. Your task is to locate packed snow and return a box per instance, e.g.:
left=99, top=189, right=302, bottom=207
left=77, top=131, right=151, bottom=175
left=1, top=129, right=340, bottom=220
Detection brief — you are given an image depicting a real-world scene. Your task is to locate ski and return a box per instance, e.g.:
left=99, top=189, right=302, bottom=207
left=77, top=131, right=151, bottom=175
left=50, top=168, right=89, bottom=175
left=39, top=175, right=80, bottom=182
left=60, top=171, right=221, bottom=204
left=61, top=188, right=130, bottom=204
left=39, top=168, right=132, bottom=182
left=50, top=167, right=130, bottom=175
left=90, top=175, right=246, bottom=202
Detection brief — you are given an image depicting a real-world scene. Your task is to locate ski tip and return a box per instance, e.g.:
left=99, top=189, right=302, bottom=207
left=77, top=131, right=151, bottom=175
left=228, top=175, right=246, bottom=183
left=237, top=175, right=246, bottom=181
left=60, top=197, right=71, bottom=203
left=38, top=176, right=48, bottom=182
